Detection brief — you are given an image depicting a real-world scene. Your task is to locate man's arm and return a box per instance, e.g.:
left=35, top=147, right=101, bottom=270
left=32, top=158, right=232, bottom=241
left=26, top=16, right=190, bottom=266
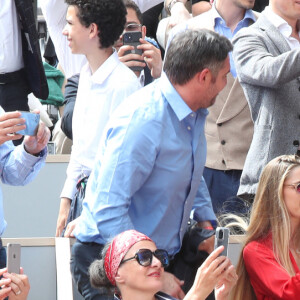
left=233, top=29, right=300, bottom=88
left=74, top=100, right=161, bottom=241
left=56, top=154, right=86, bottom=237
left=192, top=176, right=216, bottom=254
left=0, top=111, right=50, bottom=186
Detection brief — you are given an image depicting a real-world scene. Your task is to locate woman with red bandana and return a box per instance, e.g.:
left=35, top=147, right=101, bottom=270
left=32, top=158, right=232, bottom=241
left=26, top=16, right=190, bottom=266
left=89, top=230, right=237, bottom=300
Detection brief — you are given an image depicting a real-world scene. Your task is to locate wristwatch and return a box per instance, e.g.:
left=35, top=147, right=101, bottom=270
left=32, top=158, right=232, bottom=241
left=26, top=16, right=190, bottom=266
left=165, top=0, right=187, bottom=15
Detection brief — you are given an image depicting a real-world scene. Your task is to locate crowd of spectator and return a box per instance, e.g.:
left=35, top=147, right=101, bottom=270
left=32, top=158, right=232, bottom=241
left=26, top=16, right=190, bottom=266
left=1, top=0, right=300, bottom=299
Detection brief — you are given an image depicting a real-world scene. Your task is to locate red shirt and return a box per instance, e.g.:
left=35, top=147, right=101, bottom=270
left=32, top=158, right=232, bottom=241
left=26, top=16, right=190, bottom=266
left=244, top=235, right=300, bottom=299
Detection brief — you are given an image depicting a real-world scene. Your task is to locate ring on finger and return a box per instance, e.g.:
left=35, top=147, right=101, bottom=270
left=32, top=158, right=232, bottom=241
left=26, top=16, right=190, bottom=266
left=16, top=290, right=21, bottom=295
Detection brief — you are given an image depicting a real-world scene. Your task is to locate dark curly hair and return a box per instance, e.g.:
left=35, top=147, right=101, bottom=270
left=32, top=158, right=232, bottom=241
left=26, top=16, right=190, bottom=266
left=65, top=0, right=127, bottom=48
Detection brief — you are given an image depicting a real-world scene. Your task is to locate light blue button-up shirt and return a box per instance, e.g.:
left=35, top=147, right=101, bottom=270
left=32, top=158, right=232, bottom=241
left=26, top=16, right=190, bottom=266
left=212, top=3, right=256, bottom=77
left=167, top=4, right=256, bottom=78
left=75, top=73, right=215, bottom=255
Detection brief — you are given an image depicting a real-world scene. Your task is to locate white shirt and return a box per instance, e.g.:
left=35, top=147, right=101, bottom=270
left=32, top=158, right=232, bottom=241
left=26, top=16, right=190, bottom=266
left=61, top=51, right=141, bottom=199
left=263, top=6, right=300, bottom=50
left=0, top=0, right=24, bottom=72
left=132, top=0, right=164, bottom=13
left=40, top=0, right=86, bottom=78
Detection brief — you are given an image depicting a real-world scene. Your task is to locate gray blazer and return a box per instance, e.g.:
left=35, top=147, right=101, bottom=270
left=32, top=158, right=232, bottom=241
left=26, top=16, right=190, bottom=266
left=232, top=13, right=300, bottom=195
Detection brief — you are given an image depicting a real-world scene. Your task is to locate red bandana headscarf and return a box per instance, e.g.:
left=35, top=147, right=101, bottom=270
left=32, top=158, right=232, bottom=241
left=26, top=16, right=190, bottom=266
left=104, top=230, right=152, bottom=286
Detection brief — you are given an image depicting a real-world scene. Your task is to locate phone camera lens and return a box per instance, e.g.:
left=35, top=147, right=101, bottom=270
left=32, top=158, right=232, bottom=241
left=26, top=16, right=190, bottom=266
left=218, top=230, right=224, bottom=239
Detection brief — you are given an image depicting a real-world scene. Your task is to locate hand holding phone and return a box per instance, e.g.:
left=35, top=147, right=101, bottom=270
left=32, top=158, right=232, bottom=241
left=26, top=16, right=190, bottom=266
left=7, top=243, right=21, bottom=274
left=214, top=227, right=229, bottom=257
left=122, top=31, right=144, bottom=72
left=16, top=111, right=40, bottom=136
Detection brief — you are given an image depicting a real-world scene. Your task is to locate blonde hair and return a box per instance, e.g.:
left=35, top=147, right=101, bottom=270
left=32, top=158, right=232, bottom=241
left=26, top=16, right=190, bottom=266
left=230, top=155, right=300, bottom=300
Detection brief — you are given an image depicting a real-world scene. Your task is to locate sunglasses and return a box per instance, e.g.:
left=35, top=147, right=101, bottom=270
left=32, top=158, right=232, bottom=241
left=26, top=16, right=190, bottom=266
left=284, top=182, right=300, bottom=193
left=124, top=23, right=142, bottom=32
left=120, top=248, right=169, bottom=268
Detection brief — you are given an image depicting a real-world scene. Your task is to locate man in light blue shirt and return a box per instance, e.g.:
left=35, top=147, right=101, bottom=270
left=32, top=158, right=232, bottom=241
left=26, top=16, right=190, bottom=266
left=166, top=0, right=257, bottom=215
left=0, top=108, right=50, bottom=281
left=68, top=29, right=232, bottom=300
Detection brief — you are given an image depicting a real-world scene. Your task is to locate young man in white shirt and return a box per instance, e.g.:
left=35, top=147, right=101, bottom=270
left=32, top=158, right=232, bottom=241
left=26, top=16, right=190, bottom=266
left=56, top=0, right=140, bottom=235
left=56, top=1, right=140, bottom=298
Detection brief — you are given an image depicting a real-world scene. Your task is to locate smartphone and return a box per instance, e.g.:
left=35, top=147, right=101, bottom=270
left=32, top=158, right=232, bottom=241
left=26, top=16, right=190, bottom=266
left=7, top=243, right=21, bottom=274
left=47, top=141, right=56, bottom=155
left=16, top=111, right=40, bottom=136
left=214, top=227, right=229, bottom=257
left=123, top=31, right=143, bottom=72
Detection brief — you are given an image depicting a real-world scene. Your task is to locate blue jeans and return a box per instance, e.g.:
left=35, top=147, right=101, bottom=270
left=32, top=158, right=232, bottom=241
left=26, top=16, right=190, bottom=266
left=70, top=240, right=113, bottom=300
left=203, top=167, right=249, bottom=215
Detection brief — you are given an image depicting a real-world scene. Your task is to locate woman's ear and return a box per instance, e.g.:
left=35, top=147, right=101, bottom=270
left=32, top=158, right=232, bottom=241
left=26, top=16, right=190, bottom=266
left=115, top=269, right=125, bottom=284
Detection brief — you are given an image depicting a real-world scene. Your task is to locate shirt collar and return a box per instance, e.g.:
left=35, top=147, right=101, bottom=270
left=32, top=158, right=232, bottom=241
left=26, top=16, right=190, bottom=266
left=159, top=72, right=192, bottom=121
left=158, top=72, right=208, bottom=121
left=84, top=50, right=120, bottom=84
left=212, top=1, right=256, bottom=27
left=262, top=6, right=298, bottom=39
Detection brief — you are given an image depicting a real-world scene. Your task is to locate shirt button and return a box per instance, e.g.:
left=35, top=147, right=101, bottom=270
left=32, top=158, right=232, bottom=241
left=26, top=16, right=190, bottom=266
left=293, top=140, right=300, bottom=147
left=187, top=126, right=191, bottom=131
left=190, top=113, right=194, bottom=118
left=222, top=159, right=226, bottom=164
left=221, top=140, right=226, bottom=145
left=218, top=123, right=222, bottom=127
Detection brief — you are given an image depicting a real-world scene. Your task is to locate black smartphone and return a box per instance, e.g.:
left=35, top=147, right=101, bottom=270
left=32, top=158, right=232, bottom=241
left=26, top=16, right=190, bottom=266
left=123, top=31, right=143, bottom=72
left=214, top=227, right=229, bottom=257
left=16, top=111, right=40, bottom=136
left=7, top=243, right=21, bottom=274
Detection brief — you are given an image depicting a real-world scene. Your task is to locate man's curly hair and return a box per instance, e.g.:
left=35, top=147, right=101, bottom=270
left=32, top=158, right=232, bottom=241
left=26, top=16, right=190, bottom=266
left=65, top=0, right=126, bottom=48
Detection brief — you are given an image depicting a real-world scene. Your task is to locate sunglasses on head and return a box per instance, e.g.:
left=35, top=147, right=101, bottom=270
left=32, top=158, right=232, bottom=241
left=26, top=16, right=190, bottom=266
left=284, top=182, right=300, bottom=193
left=124, top=23, right=142, bottom=32
left=120, top=248, right=169, bottom=268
